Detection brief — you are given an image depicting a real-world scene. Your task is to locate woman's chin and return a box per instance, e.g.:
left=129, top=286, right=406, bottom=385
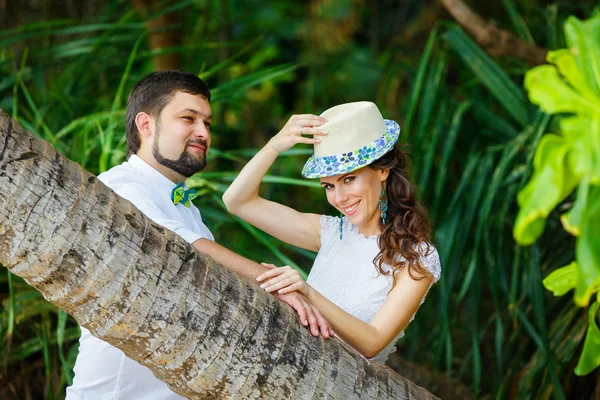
left=346, top=213, right=365, bottom=226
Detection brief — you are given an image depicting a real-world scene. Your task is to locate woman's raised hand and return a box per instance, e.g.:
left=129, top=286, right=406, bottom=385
left=266, top=114, right=328, bottom=153
left=257, top=264, right=313, bottom=297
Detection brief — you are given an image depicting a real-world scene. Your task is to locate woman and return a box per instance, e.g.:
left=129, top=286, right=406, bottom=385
left=222, top=102, right=440, bottom=363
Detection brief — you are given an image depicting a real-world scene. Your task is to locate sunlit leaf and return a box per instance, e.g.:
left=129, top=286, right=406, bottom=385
left=502, top=0, right=534, bottom=43
left=514, top=135, right=577, bottom=245
left=575, top=185, right=600, bottom=306
left=560, top=116, right=600, bottom=183
left=524, top=65, right=600, bottom=116
left=561, top=177, right=589, bottom=236
left=547, top=49, right=599, bottom=101
left=564, top=15, right=600, bottom=98
left=575, top=302, right=600, bottom=375
left=543, top=262, right=578, bottom=296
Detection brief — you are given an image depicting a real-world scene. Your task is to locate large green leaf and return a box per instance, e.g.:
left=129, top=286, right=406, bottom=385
left=547, top=49, right=600, bottom=102
left=564, top=15, right=600, bottom=98
left=516, top=12, right=600, bottom=378
left=575, top=185, right=600, bottom=306
left=561, top=177, right=590, bottom=236
left=560, top=116, right=600, bottom=183
left=524, top=65, right=600, bottom=116
left=543, top=262, right=578, bottom=296
left=514, top=135, right=578, bottom=245
left=575, top=301, right=600, bottom=375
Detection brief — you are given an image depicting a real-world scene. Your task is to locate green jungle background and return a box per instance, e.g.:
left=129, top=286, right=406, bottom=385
left=1, top=0, right=600, bottom=399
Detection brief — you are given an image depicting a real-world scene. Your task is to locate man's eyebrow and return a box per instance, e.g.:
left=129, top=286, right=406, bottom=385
left=180, top=108, right=213, bottom=120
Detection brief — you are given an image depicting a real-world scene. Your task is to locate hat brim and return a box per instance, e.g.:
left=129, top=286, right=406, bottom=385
left=301, top=119, right=400, bottom=179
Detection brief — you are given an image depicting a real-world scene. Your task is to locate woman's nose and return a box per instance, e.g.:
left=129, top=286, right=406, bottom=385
left=335, top=188, right=349, bottom=204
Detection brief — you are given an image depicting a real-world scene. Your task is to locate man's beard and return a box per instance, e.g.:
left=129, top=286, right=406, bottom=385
left=152, top=120, right=207, bottom=178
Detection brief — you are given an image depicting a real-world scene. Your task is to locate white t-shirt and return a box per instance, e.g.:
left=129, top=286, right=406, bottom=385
left=66, top=155, right=214, bottom=400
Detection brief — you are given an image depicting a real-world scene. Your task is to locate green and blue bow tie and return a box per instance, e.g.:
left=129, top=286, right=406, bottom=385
left=171, top=181, right=199, bottom=207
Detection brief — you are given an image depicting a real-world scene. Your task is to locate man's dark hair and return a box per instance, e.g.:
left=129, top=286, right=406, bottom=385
left=125, top=70, right=211, bottom=157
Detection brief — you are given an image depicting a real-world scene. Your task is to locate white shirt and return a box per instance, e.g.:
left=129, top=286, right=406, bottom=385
left=307, top=215, right=441, bottom=363
left=66, top=155, right=213, bottom=400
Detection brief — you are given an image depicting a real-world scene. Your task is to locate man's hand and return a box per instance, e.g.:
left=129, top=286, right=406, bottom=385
left=275, top=291, right=333, bottom=338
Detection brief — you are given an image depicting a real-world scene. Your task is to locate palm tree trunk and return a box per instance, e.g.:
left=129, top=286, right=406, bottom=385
left=0, top=109, right=438, bottom=400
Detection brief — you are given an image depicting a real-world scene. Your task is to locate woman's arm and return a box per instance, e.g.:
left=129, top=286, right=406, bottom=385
left=223, top=114, right=327, bottom=252
left=257, top=265, right=433, bottom=359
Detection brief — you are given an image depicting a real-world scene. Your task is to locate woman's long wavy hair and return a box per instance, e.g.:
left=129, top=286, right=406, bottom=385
left=369, top=145, right=434, bottom=286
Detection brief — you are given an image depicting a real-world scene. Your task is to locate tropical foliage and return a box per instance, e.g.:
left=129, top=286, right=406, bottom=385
left=514, top=13, right=600, bottom=377
left=1, top=1, right=600, bottom=399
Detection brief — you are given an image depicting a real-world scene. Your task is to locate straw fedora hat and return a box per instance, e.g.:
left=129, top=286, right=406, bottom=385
left=301, top=101, right=400, bottom=178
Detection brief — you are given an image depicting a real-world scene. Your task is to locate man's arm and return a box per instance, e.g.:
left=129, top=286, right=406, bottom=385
left=193, top=238, right=270, bottom=281
left=193, top=238, right=332, bottom=338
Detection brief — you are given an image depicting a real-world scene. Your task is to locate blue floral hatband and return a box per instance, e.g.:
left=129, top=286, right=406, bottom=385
left=301, top=119, right=400, bottom=178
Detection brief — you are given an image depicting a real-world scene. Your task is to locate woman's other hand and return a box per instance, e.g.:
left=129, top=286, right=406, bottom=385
left=257, top=264, right=313, bottom=298
left=266, top=114, right=328, bottom=153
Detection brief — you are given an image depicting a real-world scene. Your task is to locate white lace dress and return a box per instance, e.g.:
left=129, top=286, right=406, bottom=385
left=306, top=215, right=442, bottom=364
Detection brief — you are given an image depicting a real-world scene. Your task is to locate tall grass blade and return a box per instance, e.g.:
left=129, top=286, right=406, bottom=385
left=446, top=151, right=480, bottom=214
left=432, top=101, right=470, bottom=215
left=57, top=310, right=74, bottom=386
left=414, top=48, right=448, bottom=152
left=6, top=328, right=80, bottom=364
left=199, top=35, right=265, bottom=80
left=404, top=27, right=438, bottom=138
left=418, top=99, right=448, bottom=192
left=472, top=102, right=519, bottom=140
left=443, top=26, right=529, bottom=127
left=41, top=314, right=53, bottom=400
left=527, top=245, right=565, bottom=399
left=6, top=271, right=15, bottom=338
left=210, top=63, right=299, bottom=102
left=494, top=316, right=505, bottom=381
left=18, top=81, right=54, bottom=144
left=503, top=0, right=535, bottom=43
left=12, top=47, right=29, bottom=119
left=60, top=8, right=139, bottom=96
left=470, top=271, right=482, bottom=395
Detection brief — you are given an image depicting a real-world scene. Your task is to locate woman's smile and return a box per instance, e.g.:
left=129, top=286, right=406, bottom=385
left=343, top=200, right=360, bottom=215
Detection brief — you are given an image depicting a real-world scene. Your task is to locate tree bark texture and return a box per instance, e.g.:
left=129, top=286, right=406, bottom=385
left=0, top=110, right=438, bottom=399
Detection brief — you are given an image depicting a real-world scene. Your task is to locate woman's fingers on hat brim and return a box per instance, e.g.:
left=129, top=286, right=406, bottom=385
left=294, top=114, right=324, bottom=120
left=295, top=117, right=326, bottom=127
left=297, top=137, right=321, bottom=145
left=298, top=126, right=327, bottom=136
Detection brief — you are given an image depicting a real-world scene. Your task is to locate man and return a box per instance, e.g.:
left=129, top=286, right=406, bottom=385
left=66, top=70, right=331, bottom=400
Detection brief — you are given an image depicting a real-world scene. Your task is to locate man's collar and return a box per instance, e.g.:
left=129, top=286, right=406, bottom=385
left=128, top=154, right=182, bottom=193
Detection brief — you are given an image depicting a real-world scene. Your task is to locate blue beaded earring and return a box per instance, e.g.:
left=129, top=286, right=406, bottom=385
left=339, top=213, right=344, bottom=240
left=378, top=186, right=388, bottom=225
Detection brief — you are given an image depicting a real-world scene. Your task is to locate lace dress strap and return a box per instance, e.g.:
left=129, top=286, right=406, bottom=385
left=418, top=243, right=441, bottom=283
left=320, top=214, right=340, bottom=230
left=320, top=215, right=342, bottom=246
